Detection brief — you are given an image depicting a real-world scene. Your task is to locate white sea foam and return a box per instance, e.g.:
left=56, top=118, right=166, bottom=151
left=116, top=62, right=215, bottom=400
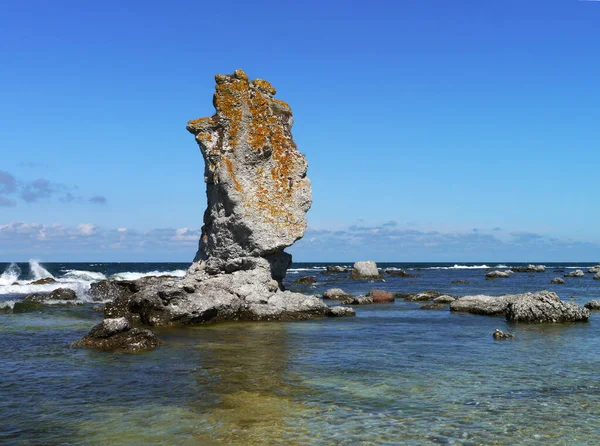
left=110, top=270, right=186, bottom=281
left=496, top=264, right=509, bottom=269
left=29, top=259, right=54, bottom=280
left=288, top=267, right=328, bottom=273
left=0, top=263, right=21, bottom=286
left=427, top=264, right=491, bottom=270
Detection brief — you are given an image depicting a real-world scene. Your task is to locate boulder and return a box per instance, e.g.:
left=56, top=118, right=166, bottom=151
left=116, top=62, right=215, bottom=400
left=434, top=295, right=456, bottom=303
left=323, top=288, right=353, bottom=304
left=451, top=280, right=470, bottom=284
left=584, top=300, right=600, bottom=310
left=22, top=288, right=77, bottom=303
left=594, top=273, right=600, bottom=281
left=506, top=292, right=589, bottom=323
left=90, top=70, right=334, bottom=327
left=384, top=269, right=417, bottom=278
left=326, top=306, right=356, bottom=317
left=71, top=317, right=162, bottom=352
left=350, top=295, right=374, bottom=305
left=292, top=276, right=316, bottom=285
left=493, top=329, right=515, bottom=340
left=451, top=293, right=517, bottom=315
left=550, top=277, right=565, bottom=284
left=350, top=261, right=381, bottom=280
left=369, top=289, right=394, bottom=303
left=565, top=270, right=585, bottom=278
left=486, top=270, right=511, bottom=280
left=587, top=265, right=600, bottom=274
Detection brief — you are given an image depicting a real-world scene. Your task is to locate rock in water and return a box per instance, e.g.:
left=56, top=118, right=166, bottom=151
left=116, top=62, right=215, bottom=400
left=98, top=70, right=332, bottom=326
left=350, top=261, right=381, bottom=280
left=71, top=318, right=162, bottom=352
left=506, top=292, right=589, bottom=323
left=551, top=277, right=565, bottom=284
left=493, top=329, right=515, bottom=340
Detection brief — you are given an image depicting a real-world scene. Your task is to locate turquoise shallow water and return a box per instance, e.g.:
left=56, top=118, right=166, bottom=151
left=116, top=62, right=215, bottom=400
left=1, top=262, right=600, bottom=444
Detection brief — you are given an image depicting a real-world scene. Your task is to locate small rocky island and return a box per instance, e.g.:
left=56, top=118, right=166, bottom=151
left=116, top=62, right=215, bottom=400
left=73, top=70, right=349, bottom=349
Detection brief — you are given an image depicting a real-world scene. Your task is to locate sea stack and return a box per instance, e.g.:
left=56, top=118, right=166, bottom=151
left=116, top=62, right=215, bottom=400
left=99, top=70, right=330, bottom=326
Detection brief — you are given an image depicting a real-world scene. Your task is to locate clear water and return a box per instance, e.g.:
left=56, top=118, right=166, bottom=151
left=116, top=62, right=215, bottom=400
left=2, top=262, right=600, bottom=444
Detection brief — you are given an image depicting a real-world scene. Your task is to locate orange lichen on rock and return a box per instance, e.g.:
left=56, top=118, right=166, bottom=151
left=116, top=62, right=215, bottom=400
left=222, top=157, right=243, bottom=194
left=252, top=79, right=277, bottom=96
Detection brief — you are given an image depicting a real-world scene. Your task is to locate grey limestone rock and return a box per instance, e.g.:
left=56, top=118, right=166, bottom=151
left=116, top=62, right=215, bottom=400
left=450, top=293, right=519, bottom=315
left=551, top=277, right=565, bottom=284
left=350, top=295, right=374, bottom=305
left=93, top=70, right=335, bottom=327
left=323, top=288, right=354, bottom=304
left=584, top=300, right=600, bottom=310
left=506, top=292, right=589, bottom=323
left=594, top=273, right=600, bottom=281
left=350, top=261, right=381, bottom=280
left=434, top=295, right=456, bottom=303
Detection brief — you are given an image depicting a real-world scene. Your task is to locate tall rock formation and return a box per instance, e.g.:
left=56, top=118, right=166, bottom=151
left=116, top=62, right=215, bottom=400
left=97, top=70, right=333, bottom=326
left=185, top=69, right=311, bottom=284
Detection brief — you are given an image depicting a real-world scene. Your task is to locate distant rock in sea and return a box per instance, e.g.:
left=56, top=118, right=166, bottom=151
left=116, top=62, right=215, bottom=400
left=550, top=277, right=565, bottom=284
left=350, top=261, right=381, bottom=280
left=485, top=270, right=511, bottom=280
left=510, top=264, right=545, bottom=273
left=493, top=329, right=515, bottom=340
left=565, top=270, right=585, bottom=278
left=22, top=288, right=77, bottom=303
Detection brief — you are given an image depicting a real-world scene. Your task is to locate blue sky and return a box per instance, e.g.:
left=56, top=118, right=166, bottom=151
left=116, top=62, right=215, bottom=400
left=1, top=0, right=599, bottom=262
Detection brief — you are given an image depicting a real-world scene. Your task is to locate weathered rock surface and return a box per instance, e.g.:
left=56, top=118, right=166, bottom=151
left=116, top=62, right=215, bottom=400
left=565, top=270, right=585, bottom=278
left=384, top=269, right=417, bottom=278
left=71, top=318, right=162, bottom=351
left=551, top=277, right=565, bottom=284
left=587, top=265, right=600, bottom=274
left=594, top=273, right=600, bottom=281
left=584, top=300, right=600, bottom=310
left=452, top=291, right=589, bottom=322
left=369, top=289, right=394, bottom=303
left=350, top=261, right=381, bottom=280
left=22, top=288, right=77, bottom=303
left=493, top=329, right=515, bottom=340
left=326, top=306, right=356, bottom=317
left=506, top=292, right=589, bottom=323
left=486, top=270, right=511, bottom=280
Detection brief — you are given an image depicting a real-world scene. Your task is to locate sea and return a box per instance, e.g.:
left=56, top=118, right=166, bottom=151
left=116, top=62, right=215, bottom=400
left=2, top=260, right=600, bottom=445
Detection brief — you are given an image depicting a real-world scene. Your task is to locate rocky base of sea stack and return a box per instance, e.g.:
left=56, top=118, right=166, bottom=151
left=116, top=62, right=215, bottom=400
left=97, top=261, right=332, bottom=327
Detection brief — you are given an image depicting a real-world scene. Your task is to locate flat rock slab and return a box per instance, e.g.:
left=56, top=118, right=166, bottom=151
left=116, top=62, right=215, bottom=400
left=71, top=318, right=162, bottom=352
left=506, top=293, right=589, bottom=323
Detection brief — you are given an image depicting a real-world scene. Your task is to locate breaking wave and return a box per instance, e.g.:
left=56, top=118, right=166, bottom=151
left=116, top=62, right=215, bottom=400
left=110, top=270, right=186, bottom=281
left=426, top=264, right=491, bottom=270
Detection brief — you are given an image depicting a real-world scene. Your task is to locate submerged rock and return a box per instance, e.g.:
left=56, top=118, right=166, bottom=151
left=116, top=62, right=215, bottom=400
left=506, top=292, right=589, bottom=323
left=420, top=303, right=447, bottom=310
left=550, top=277, right=565, bottom=284
left=493, top=329, right=515, bottom=340
left=565, top=270, right=585, bottom=278
left=588, top=265, right=600, bottom=274
left=398, top=290, right=442, bottom=302
left=369, top=289, right=394, bottom=303
left=350, top=261, right=381, bottom=280
left=22, top=288, right=77, bottom=303
left=384, top=269, right=417, bottom=278
left=451, top=280, right=470, bottom=284
left=594, top=273, right=600, bottom=281
left=71, top=318, right=162, bottom=352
